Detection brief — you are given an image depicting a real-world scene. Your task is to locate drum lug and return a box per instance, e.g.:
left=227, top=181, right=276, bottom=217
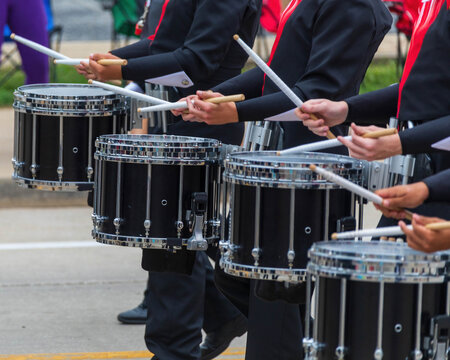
left=86, top=166, right=94, bottom=180
left=252, top=247, right=261, bottom=266
left=144, top=219, right=152, bottom=237
left=57, top=166, right=64, bottom=182
left=287, top=250, right=296, bottom=268
left=303, top=338, right=323, bottom=360
left=335, top=346, right=347, bottom=360
left=425, top=315, right=450, bottom=360
left=113, top=217, right=123, bottom=235
left=30, top=164, right=39, bottom=178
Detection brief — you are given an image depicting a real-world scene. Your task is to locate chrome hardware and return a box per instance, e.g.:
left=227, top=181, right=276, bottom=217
left=31, top=114, right=37, bottom=178
left=413, top=350, right=423, bottom=360
left=145, top=164, right=152, bottom=237
left=287, top=250, right=296, bottom=265
left=253, top=186, right=261, bottom=266
left=86, top=167, right=94, bottom=177
left=113, top=217, right=123, bottom=234
left=394, top=324, right=403, bottom=333
left=337, top=278, right=347, bottom=360
left=305, top=227, right=312, bottom=234
left=73, top=147, right=78, bottom=154
left=426, top=315, right=450, bottom=360
left=288, top=189, right=295, bottom=267
left=186, top=192, right=208, bottom=251
left=177, top=165, right=184, bottom=237
left=87, top=116, right=93, bottom=180
left=252, top=248, right=262, bottom=266
left=31, top=164, right=39, bottom=177
left=161, top=199, right=168, bottom=206
left=415, top=283, right=424, bottom=360
left=363, top=161, right=390, bottom=191
left=324, top=189, right=330, bottom=237
left=389, top=155, right=416, bottom=178
left=248, top=124, right=272, bottom=148
left=375, top=281, right=385, bottom=360
left=335, top=346, right=346, bottom=359
left=176, top=221, right=184, bottom=231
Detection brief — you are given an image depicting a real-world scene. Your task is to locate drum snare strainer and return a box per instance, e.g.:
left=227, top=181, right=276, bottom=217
left=304, top=241, right=450, bottom=360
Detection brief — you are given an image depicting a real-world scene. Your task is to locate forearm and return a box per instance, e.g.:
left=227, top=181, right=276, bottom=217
left=120, top=52, right=183, bottom=82
left=346, top=84, right=399, bottom=125
left=399, top=115, right=450, bottom=154
left=110, top=39, right=151, bottom=59
left=213, top=67, right=265, bottom=100
left=423, top=169, right=450, bottom=202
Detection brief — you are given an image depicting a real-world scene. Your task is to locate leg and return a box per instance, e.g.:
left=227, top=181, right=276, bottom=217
left=8, top=0, right=49, bottom=84
left=246, top=280, right=303, bottom=360
left=145, top=252, right=208, bottom=360
left=0, top=0, right=9, bottom=58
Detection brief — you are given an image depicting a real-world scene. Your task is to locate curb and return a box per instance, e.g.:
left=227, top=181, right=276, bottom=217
left=0, top=178, right=88, bottom=208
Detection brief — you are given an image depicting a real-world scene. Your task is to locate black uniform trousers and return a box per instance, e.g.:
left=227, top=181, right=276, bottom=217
left=144, top=120, right=245, bottom=360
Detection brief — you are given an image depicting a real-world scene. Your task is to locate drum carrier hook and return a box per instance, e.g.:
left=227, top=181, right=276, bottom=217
left=186, top=192, right=209, bottom=251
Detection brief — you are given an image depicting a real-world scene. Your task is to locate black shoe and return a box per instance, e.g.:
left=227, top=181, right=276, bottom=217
left=117, top=302, right=147, bottom=324
left=200, top=315, right=247, bottom=360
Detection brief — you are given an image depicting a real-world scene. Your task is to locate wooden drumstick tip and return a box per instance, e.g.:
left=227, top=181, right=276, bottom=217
left=233, top=34, right=240, bottom=41
left=88, top=79, right=93, bottom=85
left=10, top=33, right=15, bottom=40
left=276, top=151, right=281, bottom=156
left=137, top=108, right=142, bottom=113
left=309, top=164, right=317, bottom=172
left=53, top=59, right=57, bottom=64
left=331, top=233, right=338, bottom=240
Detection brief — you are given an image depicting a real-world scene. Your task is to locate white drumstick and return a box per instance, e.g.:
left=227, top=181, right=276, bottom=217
left=10, top=33, right=70, bottom=60
left=233, top=34, right=335, bottom=140
left=332, top=226, right=411, bottom=239
left=279, top=137, right=350, bottom=155
left=233, top=35, right=303, bottom=108
left=138, top=94, right=246, bottom=113
left=55, top=58, right=128, bottom=66
left=88, top=80, right=169, bottom=105
left=279, top=128, right=399, bottom=155
left=309, top=164, right=383, bottom=205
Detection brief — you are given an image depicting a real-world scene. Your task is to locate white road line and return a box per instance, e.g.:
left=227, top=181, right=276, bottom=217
left=0, top=241, right=103, bottom=250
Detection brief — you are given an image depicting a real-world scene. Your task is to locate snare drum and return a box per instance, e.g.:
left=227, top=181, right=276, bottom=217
left=220, top=151, right=363, bottom=282
left=12, top=84, right=129, bottom=191
left=305, top=241, right=450, bottom=360
left=92, top=134, right=223, bottom=250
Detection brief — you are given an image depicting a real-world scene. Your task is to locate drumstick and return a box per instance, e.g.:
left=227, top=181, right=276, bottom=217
left=54, top=58, right=128, bottom=66
left=233, top=34, right=335, bottom=140
left=278, top=128, right=398, bottom=155
left=137, top=94, right=246, bottom=113
left=88, top=80, right=169, bottom=105
left=10, top=33, right=70, bottom=60
left=332, top=221, right=450, bottom=239
left=309, top=164, right=414, bottom=221
left=425, top=221, right=450, bottom=230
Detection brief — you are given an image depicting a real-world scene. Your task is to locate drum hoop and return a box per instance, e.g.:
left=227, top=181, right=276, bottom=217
left=13, top=175, right=93, bottom=191
left=220, top=256, right=307, bottom=282
left=14, top=106, right=128, bottom=117
left=93, top=230, right=199, bottom=249
left=94, top=153, right=215, bottom=165
left=307, top=263, right=447, bottom=284
left=307, top=241, right=449, bottom=283
left=15, top=83, right=124, bottom=101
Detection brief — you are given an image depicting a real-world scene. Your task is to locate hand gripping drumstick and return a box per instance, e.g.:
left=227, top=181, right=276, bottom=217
left=137, top=94, right=246, bottom=113
left=55, top=58, right=128, bottom=66
left=331, top=221, right=450, bottom=239
left=309, top=164, right=414, bottom=221
left=233, top=34, right=335, bottom=140
left=88, top=80, right=169, bottom=105
left=278, top=128, right=398, bottom=155
left=10, top=33, right=70, bottom=60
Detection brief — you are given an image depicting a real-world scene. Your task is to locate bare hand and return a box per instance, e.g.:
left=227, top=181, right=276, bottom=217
left=171, top=97, right=188, bottom=117
left=295, top=99, right=348, bottom=137
left=337, top=123, right=402, bottom=161
left=374, top=182, right=429, bottom=219
left=76, top=53, right=123, bottom=81
left=183, top=91, right=239, bottom=125
left=400, top=214, right=450, bottom=253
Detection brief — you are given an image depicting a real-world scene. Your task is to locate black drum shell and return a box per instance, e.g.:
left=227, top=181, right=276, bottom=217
left=95, top=160, right=219, bottom=240
left=15, top=112, right=126, bottom=188
left=230, top=183, right=352, bottom=270
left=316, top=277, right=447, bottom=359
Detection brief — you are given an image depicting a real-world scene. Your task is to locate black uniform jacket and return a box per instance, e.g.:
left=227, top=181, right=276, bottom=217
left=346, top=0, right=450, bottom=172
left=423, top=169, right=450, bottom=203
left=111, top=0, right=261, bottom=97
left=213, top=0, right=392, bottom=148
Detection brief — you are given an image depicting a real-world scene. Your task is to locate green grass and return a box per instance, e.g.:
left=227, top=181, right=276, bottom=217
left=0, top=60, right=399, bottom=107
left=0, top=66, right=86, bottom=107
